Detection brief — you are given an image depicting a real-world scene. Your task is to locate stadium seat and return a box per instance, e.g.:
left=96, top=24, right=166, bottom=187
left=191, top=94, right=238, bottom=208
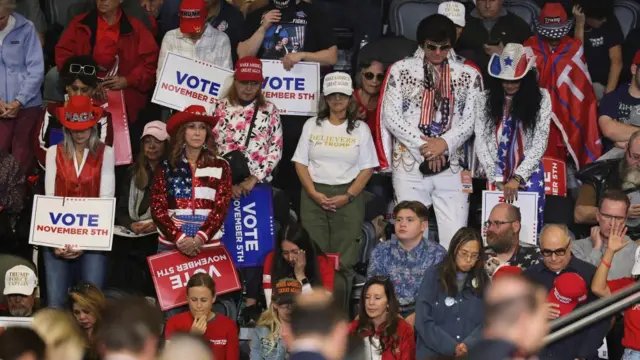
left=389, top=0, right=440, bottom=41
left=614, top=0, right=640, bottom=39
left=503, top=0, right=540, bottom=31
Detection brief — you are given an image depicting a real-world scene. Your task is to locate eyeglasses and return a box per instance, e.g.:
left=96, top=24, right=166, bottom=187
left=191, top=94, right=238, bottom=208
left=69, top=64, right=96, bottom=76
left=540, top=243, right=570, bottom=257
left=484, top=220, right=516, bottom=228
left=599, top=212, right=626, bottom=222
left=327, top=93, right=350, bottom=101
left=70, top=283, right=92, bottom=295
left=424, top=42, right=452, bottom=52
left=363, top=72, right=384, bottom=81
left=457, top=250, right=480, bottom=261
left=237, top=80, right=262, bottom=88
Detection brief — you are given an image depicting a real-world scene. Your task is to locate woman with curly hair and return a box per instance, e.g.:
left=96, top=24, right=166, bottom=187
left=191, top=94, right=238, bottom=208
left=415, top=227, right=489, bottom=358
left=292, top=72, right=379, bottom=270
left=349, top=276, right=415, bottom=360
left=474, top=43, right=551, bottom=230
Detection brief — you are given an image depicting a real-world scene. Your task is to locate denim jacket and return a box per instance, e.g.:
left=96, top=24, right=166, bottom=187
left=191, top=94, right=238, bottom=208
left=250, top=326, right=288, bottom=360
left=415, top=266, right=484, bottom=359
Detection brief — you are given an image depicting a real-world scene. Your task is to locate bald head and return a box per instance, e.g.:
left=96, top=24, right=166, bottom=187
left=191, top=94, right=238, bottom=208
left=539, top=224, right=572, bottom=272
left=490, top=203, right=521, bottom=222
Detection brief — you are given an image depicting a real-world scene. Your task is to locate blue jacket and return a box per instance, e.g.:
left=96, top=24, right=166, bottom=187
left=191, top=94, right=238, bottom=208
left=250, top=326, right=288, bottom=360
left=0, top=13, right=43, bottom=108
left=415, top=266, right=484, bottom=359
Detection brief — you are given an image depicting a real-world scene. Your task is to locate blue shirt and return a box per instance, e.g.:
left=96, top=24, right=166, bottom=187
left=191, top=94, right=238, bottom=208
left=524, top=257, right=611, bottom=359
left=415, top=267, right=484, bottom=358
left=367, top=237, right=446, bottom=308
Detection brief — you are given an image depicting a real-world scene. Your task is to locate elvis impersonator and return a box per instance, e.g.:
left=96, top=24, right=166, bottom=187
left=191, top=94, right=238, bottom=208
left=378, top=14, right=483, bottom=249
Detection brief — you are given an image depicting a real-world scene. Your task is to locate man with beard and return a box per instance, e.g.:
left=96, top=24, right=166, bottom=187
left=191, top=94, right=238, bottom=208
left=599, top=50, right=640, bottom=159
left=575, top=130, right=640, bottom=240
left=1, top=265, right=38, bottom=317
left=484, top=203, right=540, bottom=277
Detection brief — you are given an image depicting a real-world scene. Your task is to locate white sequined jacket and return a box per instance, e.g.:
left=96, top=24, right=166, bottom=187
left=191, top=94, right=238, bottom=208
left=379, top=48, right=484, bottom=172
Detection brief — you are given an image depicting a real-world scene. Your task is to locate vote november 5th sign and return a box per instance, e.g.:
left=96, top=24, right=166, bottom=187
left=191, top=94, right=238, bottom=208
left=147, top=246, right=241, bottom=310
left=260, top=60, right=320, bottom=116
left=29, top=195, right=116, bottom=251
left=222, top=184, right=275, bottom=268
left=153, top=52, right=234, bottom=111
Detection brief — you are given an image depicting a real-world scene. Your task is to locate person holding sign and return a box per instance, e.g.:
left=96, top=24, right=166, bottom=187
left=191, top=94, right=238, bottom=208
left=35, top=55, right=114, bottom=170
left=474, top=43, right=551, bottom=233
left=42, top=95, right=115, bottom=309
left=156, top=0, right=233, bottom=80
left=251, top=278, right=301, bottom=360
left=151, top=105, right=232, bottom=256
left=165, top=272, right=240, bottom=360
left=293, top=72, right=379, bottom=271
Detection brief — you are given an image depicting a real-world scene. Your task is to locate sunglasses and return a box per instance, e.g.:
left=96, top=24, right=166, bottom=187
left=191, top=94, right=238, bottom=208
left=69, top=64, right=96, bottom=76
left=70, top=283, right=92, bottom=295
left=363, top=72, right=384, bottom=81
left=540, top=243, right=570, bottom=257
left=424, top=43, right=452, bottom=52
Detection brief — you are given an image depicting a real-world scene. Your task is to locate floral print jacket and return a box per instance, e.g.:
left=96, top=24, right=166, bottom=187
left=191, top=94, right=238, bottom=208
left=212, top=98, right=283, bottom=182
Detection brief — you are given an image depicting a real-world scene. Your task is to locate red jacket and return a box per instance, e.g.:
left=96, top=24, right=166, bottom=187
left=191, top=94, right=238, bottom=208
left=262, top=251, right=335, bottom=291
left=55, top=8, right=159, bottom=124
left=349, top=318, right=416, bottom=360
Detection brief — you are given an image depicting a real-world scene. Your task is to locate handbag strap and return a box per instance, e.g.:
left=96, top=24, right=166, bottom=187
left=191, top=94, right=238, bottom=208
left=244, top=103, right=260, bottom=149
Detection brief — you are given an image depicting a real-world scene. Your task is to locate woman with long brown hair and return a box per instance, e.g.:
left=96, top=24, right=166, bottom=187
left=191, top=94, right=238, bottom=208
left=111, top=121, right=168, bottom=296
left=151, top=105, right=232, bottom=257
left=67, top=282, right=106, bottom=359
left=415, top=227, right=489, bottom=358
left=349, top=276, right=415, bottom=360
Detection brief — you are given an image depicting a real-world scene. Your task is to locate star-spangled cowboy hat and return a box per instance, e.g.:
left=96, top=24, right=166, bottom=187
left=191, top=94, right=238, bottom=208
left=56, top=95, right=103, bottom=131
left=166, top=104, right=217, bottom=136
left=534, top=2, right=574, bottom=39
left=488, top=43, right=535, bottom=81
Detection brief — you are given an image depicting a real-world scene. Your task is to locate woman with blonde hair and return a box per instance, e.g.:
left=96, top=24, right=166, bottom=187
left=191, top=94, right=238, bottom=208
left=43, top=95, right=115, bottom=309
left=250, top=278, right=300, bottom=360
left=67, top=282, right=106, bottom=359
left=32, top=308, right=86, bottom=360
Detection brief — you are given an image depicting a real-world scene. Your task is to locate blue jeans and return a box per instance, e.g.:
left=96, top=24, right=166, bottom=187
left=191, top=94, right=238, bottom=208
left=624, top=349, right=640, bottom=360
left=43, top=247, right=108, bottom=308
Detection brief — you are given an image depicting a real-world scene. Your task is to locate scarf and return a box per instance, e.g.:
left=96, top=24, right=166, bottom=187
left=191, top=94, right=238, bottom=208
left=128, top=176, right=151, bottom=222
left=419, top=59, right=454, bottom=138
left=494, top=96, right=546, bottom=236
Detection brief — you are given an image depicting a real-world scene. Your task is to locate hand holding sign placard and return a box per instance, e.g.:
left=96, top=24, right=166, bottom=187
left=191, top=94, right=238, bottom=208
left=260, top=60, right=320, bottom=116
left=29, top=195, right=115, bottom=251
left=147, top=246, right=241, bottom=310
left=153, top=52, right=234, bottom=111
left=481, top=191, right=539, bottom=246
left=222, top=184, right=275, bottom=268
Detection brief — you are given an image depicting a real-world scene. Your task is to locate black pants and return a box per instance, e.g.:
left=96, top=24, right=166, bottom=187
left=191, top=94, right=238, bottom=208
left=607, top=315, right=625, bottom=360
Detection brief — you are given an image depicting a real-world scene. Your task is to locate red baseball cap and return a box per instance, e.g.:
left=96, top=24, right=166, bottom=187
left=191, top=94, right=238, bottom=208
left=235, top=56, right=264, bottom=82
left=492, top=264, right=523, bottom=280
left=180, top=0, right=207, bottom=34
left=547, top=272, right=588, bottom=317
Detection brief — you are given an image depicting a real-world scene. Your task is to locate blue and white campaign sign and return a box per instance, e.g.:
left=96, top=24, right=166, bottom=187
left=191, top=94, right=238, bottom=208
left=221, top=184, right=275, bottom=267
left=29, top=195, right=116, bottom=251
left=260, top=60, right=320, bottom=116
left=152, top=52, right=234, bottom=111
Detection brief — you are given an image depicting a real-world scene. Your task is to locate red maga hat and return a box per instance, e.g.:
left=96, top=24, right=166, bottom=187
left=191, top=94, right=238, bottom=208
left=166, top=105, right=217, bottom=136
left=56, top=95, right=103, bottom=131
left=235, top=56, right=264, bottom=82
left=546, top=272, right=588, bottom=317
left=180, top=0, right=207, bottom=34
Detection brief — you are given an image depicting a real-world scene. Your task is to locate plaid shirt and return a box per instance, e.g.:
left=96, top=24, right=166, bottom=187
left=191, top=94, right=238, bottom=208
left=157, top=23, right=233, bottom=79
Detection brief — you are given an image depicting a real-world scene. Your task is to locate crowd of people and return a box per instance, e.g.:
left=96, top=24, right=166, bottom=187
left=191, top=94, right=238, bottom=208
left=1, top=0, right=640, bottom=359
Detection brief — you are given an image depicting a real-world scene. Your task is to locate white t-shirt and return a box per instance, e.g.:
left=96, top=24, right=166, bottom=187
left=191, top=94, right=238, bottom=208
left=292, top=117, right=379, bottom=185
left=363, top=336, right=383, bottom=360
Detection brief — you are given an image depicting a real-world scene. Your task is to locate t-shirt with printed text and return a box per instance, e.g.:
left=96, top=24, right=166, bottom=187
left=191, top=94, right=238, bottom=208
left=165, top=312, right=239, bottom=360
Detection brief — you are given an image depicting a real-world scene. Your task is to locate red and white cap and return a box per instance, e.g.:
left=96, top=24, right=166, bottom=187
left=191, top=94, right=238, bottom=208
left=546, top=272, right=588, bottom=317
left=535, top=2, right=573, bottom=39
left=487, top=43, right=535, bottom=81
left=180, top=0, right=207, bottom=34
left=234, top=56, right=264, bottom=82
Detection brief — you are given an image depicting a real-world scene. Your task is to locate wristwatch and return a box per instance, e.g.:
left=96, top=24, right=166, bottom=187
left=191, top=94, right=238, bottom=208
left=300, top=277, right=310, bottom=286
left=347, top=193, right=356, bottom=203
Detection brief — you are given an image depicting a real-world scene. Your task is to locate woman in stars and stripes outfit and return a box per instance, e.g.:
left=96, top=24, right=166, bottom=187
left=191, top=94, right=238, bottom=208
left=474, top=43, right=551, bottom=234
left=151, top=105, right=232, bottom=256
